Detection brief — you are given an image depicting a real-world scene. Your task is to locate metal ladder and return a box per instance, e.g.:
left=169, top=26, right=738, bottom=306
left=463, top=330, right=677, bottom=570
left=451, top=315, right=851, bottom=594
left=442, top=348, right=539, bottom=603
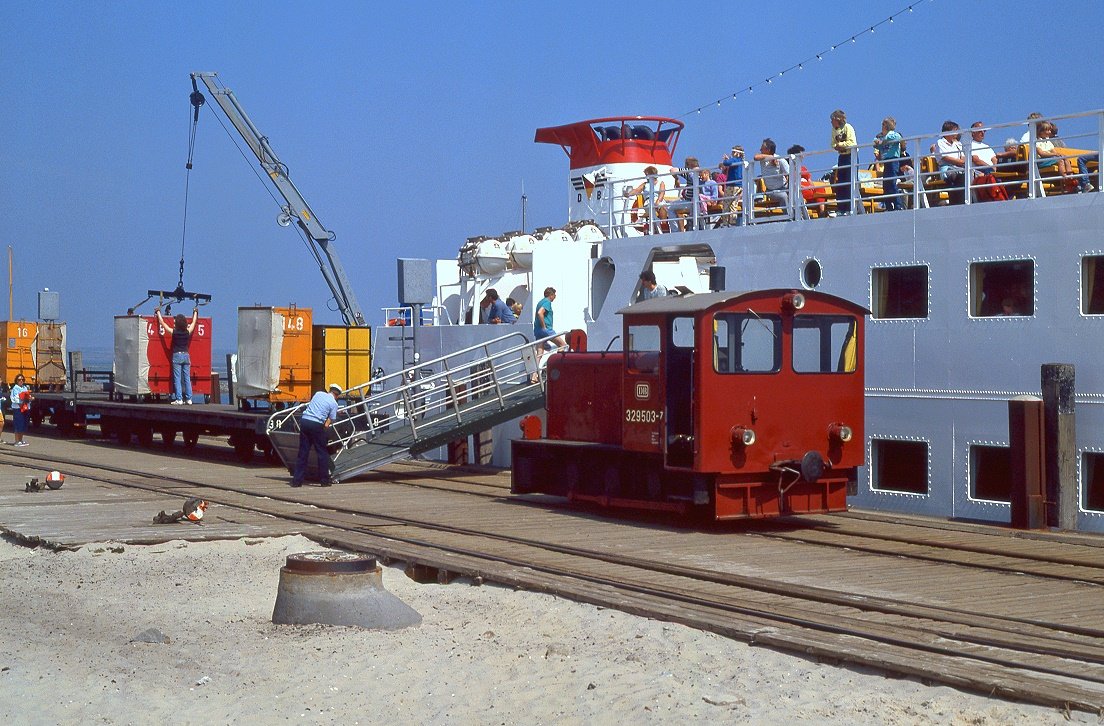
left=266, top=330, right=552, bottom=482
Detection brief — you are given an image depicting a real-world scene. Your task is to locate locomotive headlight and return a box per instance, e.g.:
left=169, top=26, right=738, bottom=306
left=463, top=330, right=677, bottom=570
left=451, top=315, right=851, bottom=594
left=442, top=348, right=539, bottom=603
left=732, top=426, right=756, bottom=447
left=782, top=291, right=806, bottom=312
left=829, top=423, right=853, bottom=443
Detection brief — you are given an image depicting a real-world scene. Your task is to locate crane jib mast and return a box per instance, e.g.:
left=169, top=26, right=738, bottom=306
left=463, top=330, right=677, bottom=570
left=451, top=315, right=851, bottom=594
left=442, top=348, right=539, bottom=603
left=189, top=72, right=366, bottom=326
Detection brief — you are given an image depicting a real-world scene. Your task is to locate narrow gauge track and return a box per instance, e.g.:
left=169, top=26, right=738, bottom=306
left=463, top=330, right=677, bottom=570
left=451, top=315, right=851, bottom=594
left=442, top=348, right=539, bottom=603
left=6, top=447, right=1104, bottom=713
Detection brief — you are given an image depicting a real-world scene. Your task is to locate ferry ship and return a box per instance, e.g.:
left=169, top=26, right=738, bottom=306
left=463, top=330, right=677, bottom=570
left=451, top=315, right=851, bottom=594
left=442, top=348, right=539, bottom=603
left=368, top=108, right=1104, bottom=533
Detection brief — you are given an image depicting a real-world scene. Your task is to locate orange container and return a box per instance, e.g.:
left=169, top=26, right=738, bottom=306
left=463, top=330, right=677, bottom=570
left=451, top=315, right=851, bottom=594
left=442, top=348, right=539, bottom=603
left=236, top=306, right=313, bottom=403
left=0, top=321, right=38, bottom=386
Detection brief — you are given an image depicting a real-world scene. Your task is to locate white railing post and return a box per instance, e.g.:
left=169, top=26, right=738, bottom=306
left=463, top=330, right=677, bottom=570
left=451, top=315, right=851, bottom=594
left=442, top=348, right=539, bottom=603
left=963, top=135, right=974, bottom=205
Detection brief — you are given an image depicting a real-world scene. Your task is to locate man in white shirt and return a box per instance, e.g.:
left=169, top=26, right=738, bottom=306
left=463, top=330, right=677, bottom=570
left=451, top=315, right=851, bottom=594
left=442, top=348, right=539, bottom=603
left=967, top=122, right=996, bottom=174
left=935, top=120, right=966, bottom=204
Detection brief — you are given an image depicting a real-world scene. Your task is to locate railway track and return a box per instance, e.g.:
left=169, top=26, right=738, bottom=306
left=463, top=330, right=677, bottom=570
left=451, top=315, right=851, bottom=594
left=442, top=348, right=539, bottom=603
left=4, top=444, right=1104, bottom=713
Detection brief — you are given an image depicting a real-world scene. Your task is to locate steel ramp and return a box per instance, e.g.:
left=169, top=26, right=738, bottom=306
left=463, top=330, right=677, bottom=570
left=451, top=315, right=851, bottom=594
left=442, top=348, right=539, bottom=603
left=266, top=330, right=552, bottom=482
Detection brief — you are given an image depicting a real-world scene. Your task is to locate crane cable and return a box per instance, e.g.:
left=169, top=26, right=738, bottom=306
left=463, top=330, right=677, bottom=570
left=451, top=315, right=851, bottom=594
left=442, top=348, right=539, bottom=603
left=178, top=79, right=206, bottom=293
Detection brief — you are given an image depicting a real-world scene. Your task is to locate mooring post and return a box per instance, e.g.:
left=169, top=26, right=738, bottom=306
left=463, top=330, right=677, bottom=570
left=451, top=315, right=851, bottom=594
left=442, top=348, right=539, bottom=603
left=210, top=372, right=221, bottom=405
left=1008, top=395, right=1047, bottom=529
left=1041, top=364, right=1077, bottom=530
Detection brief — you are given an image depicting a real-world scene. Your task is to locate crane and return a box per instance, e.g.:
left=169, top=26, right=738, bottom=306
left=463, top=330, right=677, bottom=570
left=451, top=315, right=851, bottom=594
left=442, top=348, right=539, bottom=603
left=190, top=72, right=366, bottom=326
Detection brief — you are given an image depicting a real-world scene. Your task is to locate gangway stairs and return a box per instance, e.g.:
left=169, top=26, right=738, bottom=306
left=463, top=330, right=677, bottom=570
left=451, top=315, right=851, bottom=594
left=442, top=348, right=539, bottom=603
left=266, top=331, right=555, bottom=482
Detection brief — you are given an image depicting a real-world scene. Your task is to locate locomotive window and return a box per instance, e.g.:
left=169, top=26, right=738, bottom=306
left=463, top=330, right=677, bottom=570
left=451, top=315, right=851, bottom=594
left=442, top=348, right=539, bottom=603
left=627, top=324, right=661, bottom=374
left=671, top=317, right=694, bottom=348
left=712, top=313, right=781, bottom=374
left=792, top=316, right=858, bottom=373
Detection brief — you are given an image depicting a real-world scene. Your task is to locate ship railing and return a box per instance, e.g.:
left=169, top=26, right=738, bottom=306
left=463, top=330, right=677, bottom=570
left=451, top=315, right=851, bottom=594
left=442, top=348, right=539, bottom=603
left=601, top=109, right=1103, bottom=236
left=267, top=329, right=542, bottom=454
left=382, top=305, right=454, bottom=326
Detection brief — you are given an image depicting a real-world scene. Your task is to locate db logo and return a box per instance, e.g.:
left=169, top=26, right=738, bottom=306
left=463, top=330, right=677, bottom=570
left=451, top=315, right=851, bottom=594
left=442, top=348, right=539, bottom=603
left=634, top=382, right=650, bottom=400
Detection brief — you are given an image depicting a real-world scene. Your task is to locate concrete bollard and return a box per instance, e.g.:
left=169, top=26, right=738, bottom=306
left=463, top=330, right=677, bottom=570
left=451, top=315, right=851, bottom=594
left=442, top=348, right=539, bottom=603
left=272, top=551, right=421, bottom=630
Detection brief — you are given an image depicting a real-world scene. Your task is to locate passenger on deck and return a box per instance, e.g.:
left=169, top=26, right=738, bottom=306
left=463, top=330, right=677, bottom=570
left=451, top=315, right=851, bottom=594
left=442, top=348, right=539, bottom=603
left=481, top=288, right=516, bottom=324
left=623, top=165, right=669, bottom=233
left=697, top=168, right=720, bottom=228
left=873, top=117, right=904, bottom=211
left=967, top=122, right=996, bottom=175
left=1034, top=121, right=1076, bottom=183
left=1077, top=152, right=1099, bottom=193
left=935, top=120, right=966, bottom=205
left=1020, top=112, right=1044, bottom=143
left=637, top=270, right=667, bottom=302
left=669, top=156, right=701, bottom=232
left=830, top=110, right=856, bottom=214
left=753, top=138, right=789, bottom=208
left=788, top=144, right=829, bottom=218
left=720, top=145, right=745, bottom=226
left=506, top=297, right=523, bottom=320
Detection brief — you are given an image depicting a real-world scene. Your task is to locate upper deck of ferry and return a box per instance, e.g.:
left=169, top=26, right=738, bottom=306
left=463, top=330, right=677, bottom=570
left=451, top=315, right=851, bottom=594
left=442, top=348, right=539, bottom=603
left=536, top=109, right=1103, bottom=236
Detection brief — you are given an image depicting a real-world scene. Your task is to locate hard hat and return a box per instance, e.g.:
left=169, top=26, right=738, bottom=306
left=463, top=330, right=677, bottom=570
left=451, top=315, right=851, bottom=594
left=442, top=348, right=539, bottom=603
left=328, top=383, right=342, bottom=393
left=45, top=470, right=65, bottom=489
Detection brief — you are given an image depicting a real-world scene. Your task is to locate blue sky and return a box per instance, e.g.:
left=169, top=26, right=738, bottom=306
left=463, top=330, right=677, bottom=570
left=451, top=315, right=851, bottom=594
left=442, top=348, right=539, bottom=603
left=3, top=0, right=1102, bottom=353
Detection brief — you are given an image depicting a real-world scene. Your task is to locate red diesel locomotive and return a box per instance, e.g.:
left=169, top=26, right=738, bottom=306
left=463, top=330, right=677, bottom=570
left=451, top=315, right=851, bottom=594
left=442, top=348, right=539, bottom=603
left=512, top=289, right=867, bottom=519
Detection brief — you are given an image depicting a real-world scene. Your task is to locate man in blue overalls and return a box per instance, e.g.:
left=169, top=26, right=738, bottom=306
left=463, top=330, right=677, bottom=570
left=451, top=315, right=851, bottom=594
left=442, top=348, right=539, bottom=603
left=291, top=383, right=341, bottom=487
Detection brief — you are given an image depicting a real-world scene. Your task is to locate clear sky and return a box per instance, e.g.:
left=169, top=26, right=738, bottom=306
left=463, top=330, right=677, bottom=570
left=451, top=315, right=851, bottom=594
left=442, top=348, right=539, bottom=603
left=3, top=1, right=1102, bottom=354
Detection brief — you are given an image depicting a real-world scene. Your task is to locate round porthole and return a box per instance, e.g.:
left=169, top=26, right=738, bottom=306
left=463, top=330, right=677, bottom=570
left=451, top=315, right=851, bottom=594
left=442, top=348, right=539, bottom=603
left=802, top=258, right=822, bottom=289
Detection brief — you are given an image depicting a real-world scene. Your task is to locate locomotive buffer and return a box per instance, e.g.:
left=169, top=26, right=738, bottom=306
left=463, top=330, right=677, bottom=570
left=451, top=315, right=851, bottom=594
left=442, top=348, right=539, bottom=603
left=265, top=330, right=554, bottom=482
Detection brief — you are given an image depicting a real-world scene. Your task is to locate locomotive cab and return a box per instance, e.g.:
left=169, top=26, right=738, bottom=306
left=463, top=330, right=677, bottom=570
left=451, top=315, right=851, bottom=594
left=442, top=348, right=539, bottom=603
left=513, top=289, right=867, bottom=520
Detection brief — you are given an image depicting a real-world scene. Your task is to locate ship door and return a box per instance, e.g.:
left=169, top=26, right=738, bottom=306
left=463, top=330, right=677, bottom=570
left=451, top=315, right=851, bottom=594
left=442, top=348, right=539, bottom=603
left=665, top=316, right=695, bottom=468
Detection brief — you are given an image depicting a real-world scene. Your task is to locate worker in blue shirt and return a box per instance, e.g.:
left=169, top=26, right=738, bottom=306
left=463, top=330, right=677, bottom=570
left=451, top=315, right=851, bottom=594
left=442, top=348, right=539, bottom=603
left=481, top=288, right=516, bottom=324
left=291, top=383, right=341, bottom=487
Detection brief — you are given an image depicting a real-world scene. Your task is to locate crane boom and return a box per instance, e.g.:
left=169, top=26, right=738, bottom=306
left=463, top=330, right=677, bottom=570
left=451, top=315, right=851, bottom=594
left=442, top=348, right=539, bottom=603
left=191, top=72, right=366, bottom=326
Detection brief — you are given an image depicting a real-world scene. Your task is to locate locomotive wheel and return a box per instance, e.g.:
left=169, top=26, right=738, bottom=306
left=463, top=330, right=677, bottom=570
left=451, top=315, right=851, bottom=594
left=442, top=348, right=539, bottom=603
left=182, top=429, right=200, bottom=449
left=115, top=426, right=132, bottom=446
left=160, top=427, right=177, bottom=448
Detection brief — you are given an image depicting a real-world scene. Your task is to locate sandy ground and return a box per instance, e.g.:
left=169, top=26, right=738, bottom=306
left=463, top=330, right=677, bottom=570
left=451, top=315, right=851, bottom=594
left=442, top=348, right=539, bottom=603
left=0, top=535, right=1096, bottom=726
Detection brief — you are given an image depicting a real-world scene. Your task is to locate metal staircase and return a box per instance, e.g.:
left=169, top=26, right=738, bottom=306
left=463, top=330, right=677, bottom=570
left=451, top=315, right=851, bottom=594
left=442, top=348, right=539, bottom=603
left=266, top=331, right=552, bottom=482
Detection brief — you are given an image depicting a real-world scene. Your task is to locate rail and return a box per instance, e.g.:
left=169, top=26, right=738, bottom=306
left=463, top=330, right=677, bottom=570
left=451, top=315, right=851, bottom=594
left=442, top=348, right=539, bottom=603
left=603, top=109, right=1104, bottom=236
left=382, top=304, right=454, bottom=326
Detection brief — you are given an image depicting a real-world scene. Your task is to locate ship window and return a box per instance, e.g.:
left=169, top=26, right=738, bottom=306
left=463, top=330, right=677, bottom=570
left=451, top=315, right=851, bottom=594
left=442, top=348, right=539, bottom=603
left=970, top=444, right=1012, bottom=502
left=627, top=324, right=661, bottom=374
left=792, top=315, right=858, bottom=373
left=713, top=313, right=781, bottom=374
left=1081, top=256, right=1104, bottom=314
left=1083, top=452, right=1104, bottom=512
left=871, top=439, right=928, bottom=494
left=802, top=259, right=822, bottom=289
left=969, top=260, right=1034, bottom=317
left=672, top=317, right=694, bottom=348
left=872, top=266, right=929, bottom=319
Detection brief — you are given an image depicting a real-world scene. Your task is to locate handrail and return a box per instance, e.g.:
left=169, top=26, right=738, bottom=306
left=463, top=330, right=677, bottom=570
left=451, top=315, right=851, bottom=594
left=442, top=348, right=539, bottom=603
left=266, top=330, right=560, bottom=468
left=267, top=329, right=537, bottom=432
